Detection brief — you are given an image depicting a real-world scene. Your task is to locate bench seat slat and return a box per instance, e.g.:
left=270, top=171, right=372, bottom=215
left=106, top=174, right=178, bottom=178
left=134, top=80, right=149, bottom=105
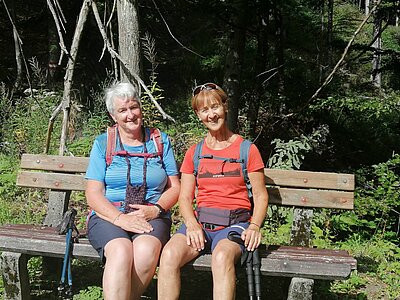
left=187, top=255, right=352, bottom=280
left=0, top=224, right=97, bottom=260
left=0, top=224, right=356, bottom=280
left=265, top=169, right=355, bottom=191
left=17, top=171, right=86, bottom=191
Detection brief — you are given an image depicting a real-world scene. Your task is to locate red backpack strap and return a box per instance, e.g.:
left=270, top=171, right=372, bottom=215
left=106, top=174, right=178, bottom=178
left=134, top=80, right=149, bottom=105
left=149, top=128, right=163, bottom=161
left=106, top=125, right=117, bottom=166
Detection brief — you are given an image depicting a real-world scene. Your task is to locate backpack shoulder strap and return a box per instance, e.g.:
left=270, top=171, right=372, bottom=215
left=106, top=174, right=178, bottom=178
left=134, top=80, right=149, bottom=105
left=149, top=128, right=163, bottom=161
left=193, top=139, right=204, bottom=177
left=239, top=139, right=253, bottom=199
left=106, top=125, right=117, bottom=167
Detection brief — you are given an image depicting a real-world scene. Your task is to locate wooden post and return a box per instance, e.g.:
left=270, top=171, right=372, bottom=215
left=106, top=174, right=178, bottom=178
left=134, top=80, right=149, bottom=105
left=43, top=191, right=70, bottom=227
left=287, top=208, right=314, bottom=300
left=0, top=252, right=30, bottom=300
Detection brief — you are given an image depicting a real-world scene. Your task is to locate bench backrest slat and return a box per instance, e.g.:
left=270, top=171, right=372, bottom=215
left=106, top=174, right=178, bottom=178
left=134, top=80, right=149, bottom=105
left=20, top=154, right=89, bottom=173
left=17, top=154, right=355, bottom=210
left=17, top=171, right=86, bottom=191
left=264, top=169, right=354, bottom=191
left=268, top=187, right=354, bottom=209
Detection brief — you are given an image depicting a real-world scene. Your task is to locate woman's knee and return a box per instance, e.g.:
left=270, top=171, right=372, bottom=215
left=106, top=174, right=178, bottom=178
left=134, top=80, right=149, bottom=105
left=104, top=238, right=133, bottom=265
left=159, top=236, right=189, bottom=268
left=133, top=236, right=162, bottom=271
left=212, top=242, right=240, bottom=269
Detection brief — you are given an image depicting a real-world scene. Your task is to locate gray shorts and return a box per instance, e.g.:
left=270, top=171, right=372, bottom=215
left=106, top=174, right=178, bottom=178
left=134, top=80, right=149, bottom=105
left=176, top=222, right=249, bottom=253
left=87, top=214, right=172, bottom=263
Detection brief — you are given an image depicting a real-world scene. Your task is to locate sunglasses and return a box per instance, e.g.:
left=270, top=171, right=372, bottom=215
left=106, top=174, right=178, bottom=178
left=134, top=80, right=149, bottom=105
left=192, top=83, right=219, bottom=96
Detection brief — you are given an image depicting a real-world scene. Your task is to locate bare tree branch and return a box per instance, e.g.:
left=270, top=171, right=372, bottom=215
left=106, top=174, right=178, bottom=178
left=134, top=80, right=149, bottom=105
left=45, top=102, right=62, bottom=153
left=1, top=0, right=35, bottom=96
left=46, top=0, right=69, bottom=65
left=51, top=0, right=92, bottom=155
left=308, top=0, right=382, bottom=102
left=150, top=0, right=205, bottom=58
left=91, top=0, right=175, bottom=122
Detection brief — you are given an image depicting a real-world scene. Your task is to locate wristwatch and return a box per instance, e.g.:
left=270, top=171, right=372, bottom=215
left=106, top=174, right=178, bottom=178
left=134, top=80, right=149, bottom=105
left=154, top=203, right=166, bottom=216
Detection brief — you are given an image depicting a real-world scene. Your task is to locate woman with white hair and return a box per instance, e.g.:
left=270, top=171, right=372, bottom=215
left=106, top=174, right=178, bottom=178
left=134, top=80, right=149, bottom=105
left=85, top=82, right=180, bottom=299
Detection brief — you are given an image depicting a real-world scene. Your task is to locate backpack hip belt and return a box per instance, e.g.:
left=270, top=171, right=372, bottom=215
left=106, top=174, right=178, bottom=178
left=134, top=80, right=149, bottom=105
left=196, top=207, right=251, bottom=227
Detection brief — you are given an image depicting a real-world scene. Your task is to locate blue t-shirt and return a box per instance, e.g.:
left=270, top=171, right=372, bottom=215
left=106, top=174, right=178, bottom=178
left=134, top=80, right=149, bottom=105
left=85, top=128, right=179, bottom=211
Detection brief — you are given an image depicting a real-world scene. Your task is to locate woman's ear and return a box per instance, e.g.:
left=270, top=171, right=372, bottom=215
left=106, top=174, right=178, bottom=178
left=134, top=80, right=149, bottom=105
left=110, top=113, right=116, bottom=122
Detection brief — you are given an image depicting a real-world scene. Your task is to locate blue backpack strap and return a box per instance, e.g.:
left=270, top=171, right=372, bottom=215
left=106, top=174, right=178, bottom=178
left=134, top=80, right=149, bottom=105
left=193, top=138, right=253, bottom=199
left=193, top=139, right=204, bottom=177
left=240, top=139, right=253, bottom=199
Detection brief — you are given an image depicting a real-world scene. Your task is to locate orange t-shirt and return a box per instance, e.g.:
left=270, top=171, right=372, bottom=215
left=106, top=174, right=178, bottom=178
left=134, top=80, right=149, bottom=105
left=180, top=136, right=265, bottom=210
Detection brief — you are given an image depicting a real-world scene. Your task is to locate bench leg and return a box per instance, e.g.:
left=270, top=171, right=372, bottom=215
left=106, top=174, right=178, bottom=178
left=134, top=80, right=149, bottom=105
left=0, top=252, right=30, bottom=300
left=287, top=277, right=314, bottom=300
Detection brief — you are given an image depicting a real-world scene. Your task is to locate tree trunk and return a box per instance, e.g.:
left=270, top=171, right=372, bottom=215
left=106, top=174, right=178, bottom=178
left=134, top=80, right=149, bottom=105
left=224, top=0, right=248, bottom=133
left=117, top=0, right=141, bottom=86
left=371, top=0, right=382, bottom=88
left=327, top=0, right=334, bottom=67
left=274, top=5, right=285, bottom=107
left=8, top=0, right=22, bottom=90
left=248, top=1, right=269, bottom=138
left=47, top=19, right=59, bottom=86
left=59, top=0, right=91, bottom=155
left=365, top=0, right=370, bottom=15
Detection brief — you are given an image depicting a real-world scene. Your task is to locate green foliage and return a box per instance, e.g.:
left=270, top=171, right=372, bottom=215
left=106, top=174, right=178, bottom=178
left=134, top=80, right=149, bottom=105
left=268, top=136, right=312, bottom=169
left=352, top=153, right=400, bottom=242
left=68, top=114, right=110, bottom=157
left=73, top=286, right=103, bottom=300
left=326, top=154, right=400, bottom=244
left=0, top=154, right=46, bottom=225
left=263, top=206, right=292, bottom=245
left=2, top=90, right=63, bottom=155
left=28, top=57, right=47, bottom=87
left=310, top=93, right=400, bottom=165
left=267, top=125, right=329, bottom=169
left=335, top=234, right=400, bottom=299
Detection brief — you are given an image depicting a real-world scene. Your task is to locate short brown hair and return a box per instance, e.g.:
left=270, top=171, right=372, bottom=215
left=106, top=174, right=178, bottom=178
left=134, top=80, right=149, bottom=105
left=191, top=84, right=228, bottom=111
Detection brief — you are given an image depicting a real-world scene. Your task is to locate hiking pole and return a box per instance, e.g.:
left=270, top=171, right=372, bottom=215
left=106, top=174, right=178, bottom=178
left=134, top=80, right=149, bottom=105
left=56, top=208, right=77, bottom=299
left=227, top=231, right=262, bottom=300
left=252, top=248, right=262, bottom=300
left=245, top=251, right=255, bottom=300
left=59, top=227, right=73, bottom=298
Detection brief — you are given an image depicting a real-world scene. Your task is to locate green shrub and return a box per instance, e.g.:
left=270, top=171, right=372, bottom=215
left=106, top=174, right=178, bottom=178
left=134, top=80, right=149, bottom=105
left=324, top=154, right=399, bottom=244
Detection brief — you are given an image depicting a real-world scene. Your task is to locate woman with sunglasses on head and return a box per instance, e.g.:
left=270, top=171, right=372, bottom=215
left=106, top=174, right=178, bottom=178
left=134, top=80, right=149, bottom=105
left=85, top=82, right=180, bottom=300
left=158, top=83, right=268, bottom=300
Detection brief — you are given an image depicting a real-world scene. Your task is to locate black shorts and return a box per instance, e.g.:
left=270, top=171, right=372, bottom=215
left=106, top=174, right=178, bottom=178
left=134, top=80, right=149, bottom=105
left=87, top=214, right=172, bottom=263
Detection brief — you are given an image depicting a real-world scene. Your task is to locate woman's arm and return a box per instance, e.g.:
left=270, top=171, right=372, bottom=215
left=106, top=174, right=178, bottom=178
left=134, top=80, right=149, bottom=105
left=86, top=179, right=152, bottom=233
left=179, top=173, right=205, bottom=251
left=131, top=175, right=181, bottom=220
left=156, top=175, right=181, bottom=210
left=242, top=169, right=268, bottom=251
left=86, top=179, right=120, bottom=223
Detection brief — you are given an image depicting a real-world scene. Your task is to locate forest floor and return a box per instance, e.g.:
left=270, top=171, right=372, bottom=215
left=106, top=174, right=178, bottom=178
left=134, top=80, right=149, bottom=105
left=24, top=258, right=390, bottom=300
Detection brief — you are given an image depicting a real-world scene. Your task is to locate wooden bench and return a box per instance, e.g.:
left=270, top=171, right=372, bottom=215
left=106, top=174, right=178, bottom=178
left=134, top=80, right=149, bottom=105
left=0, top=154, right=357, bottom=299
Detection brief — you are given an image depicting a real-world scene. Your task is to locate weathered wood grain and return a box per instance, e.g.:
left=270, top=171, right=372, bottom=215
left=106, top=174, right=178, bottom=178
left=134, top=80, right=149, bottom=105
left=0, top=224, right=356, bottom=280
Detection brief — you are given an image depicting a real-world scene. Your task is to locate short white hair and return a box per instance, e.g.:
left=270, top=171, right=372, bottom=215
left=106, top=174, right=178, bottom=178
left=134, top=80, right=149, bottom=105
left=105, top=82, right=141, bottom=114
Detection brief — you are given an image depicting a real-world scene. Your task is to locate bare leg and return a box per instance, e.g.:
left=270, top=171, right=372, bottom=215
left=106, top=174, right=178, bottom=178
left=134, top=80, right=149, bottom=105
left=130, top=235, right=162, bottom=300
left=211, top=239, right=242, bottom=300
left=158, top=234, right=201, bottom=300
left=103, top=238, right=134, bottom=300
